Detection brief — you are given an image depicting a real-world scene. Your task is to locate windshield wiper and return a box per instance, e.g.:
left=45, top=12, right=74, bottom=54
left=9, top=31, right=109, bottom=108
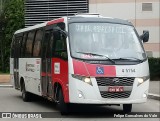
left=76, top=51, right=115, bottom=64
left=113, top=57, right=143, bottom=62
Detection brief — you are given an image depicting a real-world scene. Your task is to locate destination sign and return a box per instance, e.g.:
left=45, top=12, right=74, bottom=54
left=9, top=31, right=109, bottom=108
left=74, top=23, right=131, bottom=34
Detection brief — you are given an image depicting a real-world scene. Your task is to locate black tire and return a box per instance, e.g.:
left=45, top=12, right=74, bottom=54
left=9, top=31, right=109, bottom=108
left=22, top=82, right=31, bottom=102
left=58, top=88, right=69, bottom=115
left=123, top=104, right=132, bottom=113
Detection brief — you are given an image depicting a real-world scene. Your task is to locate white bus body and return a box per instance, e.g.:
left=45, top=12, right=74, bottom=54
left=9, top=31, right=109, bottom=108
left=10, top=14, right=150, bottom=114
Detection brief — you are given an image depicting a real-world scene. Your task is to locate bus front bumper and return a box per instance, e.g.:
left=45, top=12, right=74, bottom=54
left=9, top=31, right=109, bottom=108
left=68, top=75, right=149, bottom=104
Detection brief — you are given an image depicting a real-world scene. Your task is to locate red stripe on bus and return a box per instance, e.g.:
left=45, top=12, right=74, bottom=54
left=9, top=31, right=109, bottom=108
left=86, top=63, right=116, bottom=77
left=47, top=18, right=64, bottom=25
left=51, top=58, right=69, bottom=103
left=48, top=73, right=52, bottom=77
left=73, top=59, right=89, bottom=76
left=41, top=72, right=46, bottom=76
left=73, top=59, right=116, bottom=77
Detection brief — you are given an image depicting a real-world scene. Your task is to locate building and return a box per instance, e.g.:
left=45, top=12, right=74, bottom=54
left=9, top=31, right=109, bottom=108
left=25, top=0, right=89, bottom=27
left=89, top=0, right=160, bottom=58
left=25, top=0, right=160, bottom=57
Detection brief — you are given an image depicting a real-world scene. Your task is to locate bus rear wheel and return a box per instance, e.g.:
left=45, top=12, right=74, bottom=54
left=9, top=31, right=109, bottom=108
left=123, top=104, right=132, bottom=113
left=22, top=82, right=31, bottom=102
left=58, top=88, right=69, bottom=115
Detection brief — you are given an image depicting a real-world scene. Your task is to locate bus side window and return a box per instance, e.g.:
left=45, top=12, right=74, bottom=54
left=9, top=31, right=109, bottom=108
left=33, top=29, right=43, bottom=57
left=42, top=31, right=51, bottom=59
left=25, top=31, right=35, bottom=57
left=15, top=36, right=23, bottom=58
left=53, top=31, right=68, bottom=60
left=46, top=33, right=54, bottom=58
left=11, top=36, right=16, bottom=58
left=21, top=33, right=27, bottom=57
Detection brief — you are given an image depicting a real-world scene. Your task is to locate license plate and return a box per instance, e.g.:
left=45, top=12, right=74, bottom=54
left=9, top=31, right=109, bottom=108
left=108, top=86, right=124, bottom=92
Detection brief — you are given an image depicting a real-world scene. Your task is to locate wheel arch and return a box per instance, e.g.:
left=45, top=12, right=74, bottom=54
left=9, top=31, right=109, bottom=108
left=53, top=82, right=62, bottom=100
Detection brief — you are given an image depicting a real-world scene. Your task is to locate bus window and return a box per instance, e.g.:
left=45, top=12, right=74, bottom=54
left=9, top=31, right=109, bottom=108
left=53, top=31, right=67, bottom=60
left=33, top=29, right=43, bottom=57
left=16, top=36, right=23, bottom=58
left=46, top=33, right=54, bottom=58
left=11, top=36, right=16, bottom=58
left=21, top=33, right=27, bottom=57
left=42, top=31, right=51, bottom=59
left=25, top=31, right=35, bottom=57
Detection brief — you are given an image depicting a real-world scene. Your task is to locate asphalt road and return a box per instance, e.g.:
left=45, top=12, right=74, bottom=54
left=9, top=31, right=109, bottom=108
left=0, top=88, right=159, bottom=121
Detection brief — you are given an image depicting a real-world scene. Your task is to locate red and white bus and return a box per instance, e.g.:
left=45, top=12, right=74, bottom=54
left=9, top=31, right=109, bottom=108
left=10, top=13, right=150, bottom=114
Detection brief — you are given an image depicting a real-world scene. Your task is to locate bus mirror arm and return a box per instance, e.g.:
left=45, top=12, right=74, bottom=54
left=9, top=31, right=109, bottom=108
left=60, top=30, right=68, bottom=39
left=53, top=27, right=68, bottom=38
left=140, top=30, right=149, bottom=43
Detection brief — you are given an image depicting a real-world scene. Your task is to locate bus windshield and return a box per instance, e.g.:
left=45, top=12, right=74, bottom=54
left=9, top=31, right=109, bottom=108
left=69, top=23, right=146, bottom=61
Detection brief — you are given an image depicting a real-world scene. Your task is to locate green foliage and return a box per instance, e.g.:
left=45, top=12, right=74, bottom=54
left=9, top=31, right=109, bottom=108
left=0, top=0, right=24, bottom=72
left=148, top=58, right=160, bottom=80
left=0, top=71, right=9, bottom=74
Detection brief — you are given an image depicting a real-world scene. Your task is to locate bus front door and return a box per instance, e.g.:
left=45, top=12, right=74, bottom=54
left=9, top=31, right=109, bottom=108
left=41, top=31, right=54, bottom=98
left=14, top=37, right=21, bottom=89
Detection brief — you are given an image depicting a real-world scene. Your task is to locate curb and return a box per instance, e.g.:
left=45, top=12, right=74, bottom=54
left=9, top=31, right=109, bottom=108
left=148, top=93, right=160, bottom=101
left=0, top=85, right=13, bottom=88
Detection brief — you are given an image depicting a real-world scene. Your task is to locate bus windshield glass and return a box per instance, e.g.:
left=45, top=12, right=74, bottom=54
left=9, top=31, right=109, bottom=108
left=69, top=23, right=146, bottom=61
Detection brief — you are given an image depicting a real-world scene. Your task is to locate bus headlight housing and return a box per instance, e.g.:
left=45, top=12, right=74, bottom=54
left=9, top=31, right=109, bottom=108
left=72, top=74, right=92, bottom=86
left=138, top=78, right=144, bottom=84
left=137, top=76, right=150, bottom=86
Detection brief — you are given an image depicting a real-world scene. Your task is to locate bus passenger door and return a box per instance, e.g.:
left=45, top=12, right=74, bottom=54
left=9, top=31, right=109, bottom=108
left=14, top=37, right=21, bottom=89
left=41, top=31, right=54, bottom=97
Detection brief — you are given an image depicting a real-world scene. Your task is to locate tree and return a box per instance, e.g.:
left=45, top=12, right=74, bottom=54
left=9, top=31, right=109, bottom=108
left=0, top=0, right=5, bottom=72
left=0, top=0, right=24, bottom=72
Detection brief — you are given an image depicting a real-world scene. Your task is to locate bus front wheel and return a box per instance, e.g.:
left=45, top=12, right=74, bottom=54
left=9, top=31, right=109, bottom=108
left=58, top=88, right=68, bottom=115
left=22, top=82, right=31, bottom=102
left=123, top=104, right=132, bottom=113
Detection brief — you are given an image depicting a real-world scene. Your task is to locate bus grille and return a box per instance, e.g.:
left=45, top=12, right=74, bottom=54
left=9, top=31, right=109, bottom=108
left=100, top=91, right=131, bottom=98
left=96, top=77, right=135, bottom=98
left=96, top=77, right=134, bottom=86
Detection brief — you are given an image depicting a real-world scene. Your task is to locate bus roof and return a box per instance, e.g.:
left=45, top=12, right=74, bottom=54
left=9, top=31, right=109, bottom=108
left=14, top=22, right=47, bottom=35
left=14, top=14, right=133, bottom=35
left=14, top=17, right=65, bottom=35
left=68, top=16, right=133, bottom=26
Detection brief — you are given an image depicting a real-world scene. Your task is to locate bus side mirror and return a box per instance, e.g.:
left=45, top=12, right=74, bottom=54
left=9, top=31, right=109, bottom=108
left=60, top=30, right=68, bottom=39
left=140, top=30, right=149, bottom=43
left=53, top=27, right=68, bottom=38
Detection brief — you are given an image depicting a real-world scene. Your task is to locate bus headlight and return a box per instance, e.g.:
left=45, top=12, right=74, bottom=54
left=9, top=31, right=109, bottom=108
left=138, top=78, right=144, bottom=84
left=83, top=77, right=92, bottom=85
left=137, top=76, right=150, bottom=86
left=72, top=74, right=92, bottom=86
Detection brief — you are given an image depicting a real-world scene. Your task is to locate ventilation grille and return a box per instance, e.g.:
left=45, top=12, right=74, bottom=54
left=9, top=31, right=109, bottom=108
left=96, top=77, right=135, bottom=86
left=142, top=3, right=152, bottom=11
left=25, top=0, right=89, bottom=27
left=100, top=91, right=131, bottom=98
